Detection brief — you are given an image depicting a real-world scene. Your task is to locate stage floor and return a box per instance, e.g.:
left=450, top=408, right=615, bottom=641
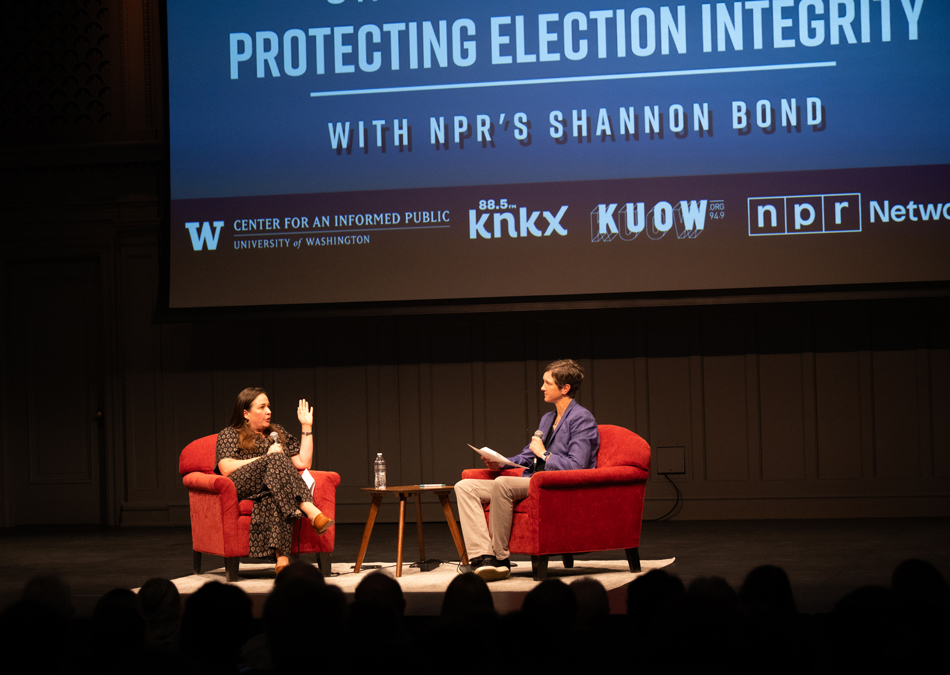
left=2, top=518, right=948, bottom=616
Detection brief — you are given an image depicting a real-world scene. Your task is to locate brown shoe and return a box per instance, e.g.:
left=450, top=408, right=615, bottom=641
left=311, top=512, right=334, bottom=535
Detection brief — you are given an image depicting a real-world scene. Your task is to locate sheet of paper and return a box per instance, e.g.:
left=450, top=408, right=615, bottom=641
left=467, top=444, right=521, bottom=467
left=300, top=468, right=316, bottom=493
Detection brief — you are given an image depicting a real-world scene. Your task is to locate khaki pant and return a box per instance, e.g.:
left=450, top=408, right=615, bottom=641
left=455, top=476, right=531, bottom=561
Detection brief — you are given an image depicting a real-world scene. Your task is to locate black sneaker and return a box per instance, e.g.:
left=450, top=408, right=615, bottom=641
left=475, top=556, right=511, bottom=582
left=469, top=555, right=490, bottom=571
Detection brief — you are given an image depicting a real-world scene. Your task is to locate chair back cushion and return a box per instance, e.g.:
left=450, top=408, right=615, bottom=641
left=595, top=425, right=651, bottom=472
left=178, top=434, right=219, bottom=475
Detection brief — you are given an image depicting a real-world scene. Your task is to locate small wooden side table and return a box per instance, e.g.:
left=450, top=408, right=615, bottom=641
left=354, top=485, right=469, bottom=577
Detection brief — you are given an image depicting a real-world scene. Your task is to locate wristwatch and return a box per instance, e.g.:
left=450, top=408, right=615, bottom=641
left=542, top=451, right=551, bottom=459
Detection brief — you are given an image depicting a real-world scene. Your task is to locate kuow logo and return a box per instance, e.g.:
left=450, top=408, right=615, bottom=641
left=185, top=221, right=224, bottom=251
left=591, top=201, right=708, bottom=242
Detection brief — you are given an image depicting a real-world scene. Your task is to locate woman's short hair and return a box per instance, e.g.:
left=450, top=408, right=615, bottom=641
left=545, top=359, right=584, bottom=398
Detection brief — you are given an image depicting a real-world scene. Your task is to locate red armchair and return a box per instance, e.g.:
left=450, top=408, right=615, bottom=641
left=179, top=434, right=341, bottom=581
left=461, top=424, right=651, bottom=581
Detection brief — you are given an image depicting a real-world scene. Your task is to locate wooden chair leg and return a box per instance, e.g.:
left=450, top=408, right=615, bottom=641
left=562, top=554, right=574, bottom=568
left=317, top=552, right=332, bottom=578
left=225, top=557, right=240, bottom=582
left=193, top=551, right=202, bottom=575
left=531, top=555, right=550, bottom=581
left=625, top=547, right=641, bottom=573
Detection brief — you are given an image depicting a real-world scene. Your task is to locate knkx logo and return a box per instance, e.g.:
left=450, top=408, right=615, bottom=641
left=469, top=206, right=568, bottom=239
left=591, top=200, right=712, bottom=242
left=748, top=194, right=861, bottom=236
left=185, top=221, right=224, bottom=250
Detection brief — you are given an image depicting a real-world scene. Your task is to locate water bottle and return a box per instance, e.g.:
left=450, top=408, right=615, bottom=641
left=374, top=453, right=386, bottom=489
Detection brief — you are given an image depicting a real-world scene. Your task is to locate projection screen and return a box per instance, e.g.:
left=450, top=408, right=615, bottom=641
left=166, top=0, right=950, bottom=309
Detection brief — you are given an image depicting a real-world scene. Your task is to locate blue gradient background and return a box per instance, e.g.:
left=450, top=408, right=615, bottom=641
left=168, top=1, right=950, bottom=201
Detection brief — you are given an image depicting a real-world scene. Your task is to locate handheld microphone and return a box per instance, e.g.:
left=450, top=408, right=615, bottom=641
left=269, top=431, right=279, bottom=446
left=532, top=430, right=544, bottom=471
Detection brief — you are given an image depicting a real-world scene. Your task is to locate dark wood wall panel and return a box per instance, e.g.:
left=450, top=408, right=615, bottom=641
left=757, top=312, right=807, bottom=481
left=931, top=306, right=950, bottom=477
left=589, top=355, right=638, bottom=430
left=535, top=317, right=584, bottom=367
left=120, top=246, right=162, bottom=501
left=325, top=366, right=370, bottom=485
left=4, top=255, right=106, bottom=525
left=311, top=365, right=334, bottom=483
left=425, top=323, right=475, bottom=483
left=162, top=326, right=208, bottom=461
left=702, top=314, right=750, bottom=482
left=590, top=318, right=639, bottom=430
left=391, top=361, right=420, bottom=483
left=429, top=362, right=475, bottom=486
left=364, top=363, right=393, bottom=479
left=483, top=360, right=531, bottom=453
left=871, top=308, right=922, bottom=478
left=30, top=263, right=97, bottom=481
left=814, top=310, right=865, bottom=480
left=272, top=336, right=322, bottom=465
left=645, top=315, right=695, bottom=479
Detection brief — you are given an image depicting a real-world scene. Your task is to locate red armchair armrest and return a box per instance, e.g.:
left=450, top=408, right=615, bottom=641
left=527, top=466, right=648, bottom=494
left=182, top=472, right=237, bottom=496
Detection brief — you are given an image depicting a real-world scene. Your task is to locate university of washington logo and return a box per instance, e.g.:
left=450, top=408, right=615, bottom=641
left=185, top=221, right=224, bottom=250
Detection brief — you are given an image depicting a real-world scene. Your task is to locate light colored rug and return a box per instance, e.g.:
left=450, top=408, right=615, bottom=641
left=157, top=557, right=675, bottom=615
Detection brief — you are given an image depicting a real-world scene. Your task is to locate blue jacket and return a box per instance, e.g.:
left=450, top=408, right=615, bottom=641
left=508, top=400, right=599, bottom=476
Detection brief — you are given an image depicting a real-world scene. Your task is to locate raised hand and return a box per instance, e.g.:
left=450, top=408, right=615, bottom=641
left=297, top=398, right=313, bottom=427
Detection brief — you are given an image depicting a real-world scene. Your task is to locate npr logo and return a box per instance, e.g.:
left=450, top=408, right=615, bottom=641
left=185, top=221, right=224, bottom=250
left=748, top=194, right=861, bottom=236
left=591, top=200, right=710, bottom=242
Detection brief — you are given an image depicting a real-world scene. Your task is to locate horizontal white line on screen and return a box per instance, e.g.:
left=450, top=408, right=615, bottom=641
left=233, top=224, right=451, bottom=237
left=309, top=61, right=837, bottom=98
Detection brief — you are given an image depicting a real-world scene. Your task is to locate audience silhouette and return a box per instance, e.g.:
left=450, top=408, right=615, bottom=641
left=2, top=556, right=946, bottom=674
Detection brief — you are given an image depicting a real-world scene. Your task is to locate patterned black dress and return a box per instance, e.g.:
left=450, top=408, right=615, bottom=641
left=215, top=424, right=315, bottom=559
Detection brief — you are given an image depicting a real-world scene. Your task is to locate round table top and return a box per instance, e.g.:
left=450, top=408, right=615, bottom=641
left=360, top=484, right=455, bottom=493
